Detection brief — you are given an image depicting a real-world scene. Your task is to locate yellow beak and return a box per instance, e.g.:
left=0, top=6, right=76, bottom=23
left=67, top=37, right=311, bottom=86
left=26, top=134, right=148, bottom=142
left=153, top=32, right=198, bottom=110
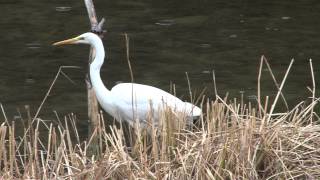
left=53, top=37, right=79, bottom=46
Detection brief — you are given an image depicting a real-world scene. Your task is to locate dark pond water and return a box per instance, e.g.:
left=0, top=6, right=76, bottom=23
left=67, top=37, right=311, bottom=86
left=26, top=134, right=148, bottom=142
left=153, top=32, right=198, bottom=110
left=1, top=0, right=320, bottom=125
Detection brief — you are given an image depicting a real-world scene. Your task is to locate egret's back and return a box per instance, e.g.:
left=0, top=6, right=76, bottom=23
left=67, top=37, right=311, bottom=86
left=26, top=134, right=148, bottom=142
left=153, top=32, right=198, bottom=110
left=99, top=83, right=200, bottom=126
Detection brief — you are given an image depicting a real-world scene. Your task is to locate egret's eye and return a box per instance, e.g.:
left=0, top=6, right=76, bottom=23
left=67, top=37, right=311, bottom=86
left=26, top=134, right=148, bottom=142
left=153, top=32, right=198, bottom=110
left=78, top=37, right=85, bottom=40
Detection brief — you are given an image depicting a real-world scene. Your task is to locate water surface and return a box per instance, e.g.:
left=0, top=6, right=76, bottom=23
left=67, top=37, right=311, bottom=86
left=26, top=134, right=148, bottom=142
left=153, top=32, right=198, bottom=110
left=0, top=0, right=319, bottom=124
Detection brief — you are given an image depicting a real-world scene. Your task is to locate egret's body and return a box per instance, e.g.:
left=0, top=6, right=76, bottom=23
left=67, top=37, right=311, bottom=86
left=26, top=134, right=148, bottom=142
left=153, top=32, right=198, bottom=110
left=54, top=33, right=201, bottom=126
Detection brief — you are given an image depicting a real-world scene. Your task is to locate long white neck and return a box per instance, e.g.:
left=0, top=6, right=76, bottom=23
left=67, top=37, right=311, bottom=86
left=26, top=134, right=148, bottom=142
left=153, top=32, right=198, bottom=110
left=89, top=36, right=113, bottom=113
left=89, top=35, right=105, bottom=73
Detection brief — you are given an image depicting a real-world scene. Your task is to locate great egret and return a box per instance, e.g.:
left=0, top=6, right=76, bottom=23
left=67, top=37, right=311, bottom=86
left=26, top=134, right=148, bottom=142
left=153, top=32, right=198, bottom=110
left=53, top=32, right=201, bottom=127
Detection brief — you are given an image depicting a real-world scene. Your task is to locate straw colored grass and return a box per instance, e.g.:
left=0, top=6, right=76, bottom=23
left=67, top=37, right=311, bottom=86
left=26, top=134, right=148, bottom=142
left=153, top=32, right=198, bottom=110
left=0, top=58, right=320, bottom=179
left=0, top=96, right=319, bottom=179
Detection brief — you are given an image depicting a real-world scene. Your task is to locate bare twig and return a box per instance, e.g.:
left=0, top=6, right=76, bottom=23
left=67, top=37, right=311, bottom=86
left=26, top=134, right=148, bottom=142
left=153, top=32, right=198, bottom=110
left=124, top=33, right=136, bottom=136
left=263, top=56, right=289, bottom=111
left=185, top=72, right=193, bottom=103
left=33, top=66, right=80, bottom=121
left=84, top=0, right=106, bottom=139
left=309, top=59, right=316, bottom=123
left=16, top=66, right=80, bottom=152
left=212, top=70, right=218, bottom=99
left=257, top=56, right=263, bottom=117
left=84, top=0, right=98, bottom=28
left=60, top=71, right=77, bottom=85
left=267, top=59, right=294, bottom=123
left=97, top=18, right=106, bottom=32
left=0, top=103, right=9, bottom=126
left=124, top=33, right=134, bottom=82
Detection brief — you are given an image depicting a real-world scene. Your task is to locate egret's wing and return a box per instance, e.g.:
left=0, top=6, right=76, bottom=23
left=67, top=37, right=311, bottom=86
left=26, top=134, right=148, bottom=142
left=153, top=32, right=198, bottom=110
left=111, top=83, right=181, bottom=106
left=110, top=83, right=201, bottom=123
left=109, top=83, right=179, bottom=124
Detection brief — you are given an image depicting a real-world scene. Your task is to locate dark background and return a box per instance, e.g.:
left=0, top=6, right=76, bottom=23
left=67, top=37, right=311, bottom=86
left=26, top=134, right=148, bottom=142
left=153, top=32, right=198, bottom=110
left=0, top=0, right=319, bottom=124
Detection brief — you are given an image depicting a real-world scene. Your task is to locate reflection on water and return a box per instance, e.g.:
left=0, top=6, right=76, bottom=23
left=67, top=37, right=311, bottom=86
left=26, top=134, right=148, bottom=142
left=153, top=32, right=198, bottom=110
left=55, top=6, right=72, bottom=12
left=155, top=19, right=176, bottom=26
left=0, top=0, right=319, bottom=124
left=26, top=43, right=42, bottom=49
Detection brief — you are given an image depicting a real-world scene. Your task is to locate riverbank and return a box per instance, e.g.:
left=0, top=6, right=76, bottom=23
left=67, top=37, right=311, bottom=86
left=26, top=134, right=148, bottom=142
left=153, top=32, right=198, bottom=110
left=0, top=94, right=319, bottom=179
left=1, top=59, right=319, bottom=179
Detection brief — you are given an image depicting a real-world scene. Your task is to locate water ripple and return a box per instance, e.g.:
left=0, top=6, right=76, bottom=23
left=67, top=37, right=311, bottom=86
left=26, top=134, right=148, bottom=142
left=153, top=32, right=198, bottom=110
left=55, top=6, right=72, bottom=12
left=155, top=19, right=176, bottom=26
left=26, top=43, right=41, bottom=49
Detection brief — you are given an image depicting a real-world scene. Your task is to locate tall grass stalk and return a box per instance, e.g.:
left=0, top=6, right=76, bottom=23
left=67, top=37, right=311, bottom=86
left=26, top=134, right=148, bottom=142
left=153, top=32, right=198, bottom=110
left=0, top=96, right=319, bottom=179
left=0, top=60, right=320, bottom=179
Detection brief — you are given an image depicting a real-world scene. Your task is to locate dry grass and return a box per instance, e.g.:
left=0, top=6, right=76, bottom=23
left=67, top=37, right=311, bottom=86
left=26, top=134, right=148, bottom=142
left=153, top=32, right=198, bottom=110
left=1, top=57, right=320, bottom=179
left=1, top=98, right=319, bottom=179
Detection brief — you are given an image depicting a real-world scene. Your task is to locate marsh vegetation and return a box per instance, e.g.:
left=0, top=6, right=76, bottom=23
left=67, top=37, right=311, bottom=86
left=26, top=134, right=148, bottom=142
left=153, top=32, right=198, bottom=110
left=0, top=57, right=319, bottom=179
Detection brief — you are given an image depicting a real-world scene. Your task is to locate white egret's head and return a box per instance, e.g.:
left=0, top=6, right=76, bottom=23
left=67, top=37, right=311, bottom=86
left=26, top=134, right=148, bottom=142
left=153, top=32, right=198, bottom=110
left=53, top=32, right=99, bottom=46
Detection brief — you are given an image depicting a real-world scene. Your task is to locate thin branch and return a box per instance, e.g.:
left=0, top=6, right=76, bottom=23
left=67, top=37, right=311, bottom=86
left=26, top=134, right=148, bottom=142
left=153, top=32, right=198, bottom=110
left=97, top=18, right=106, bottom=31
left=33, top=66, right=80, bottom=121
left=263, top=56, right=289, bottom=111
left=185, top=72, right=193, bottom=103
left=124, top=33, right=134, bottom=82
left=60, top=70, right=77, bottom=85
left=124, top=33, right=136, bottom=128
left=257, top=56, right=263, bottom=117
left=84, top=0, right=105, bottom=139
left=309, top=59, right=316, bottom=123
left=0, top=103, right=9, bottom=126
left=212, top=70, right=218, bottom=99
left=267, top=59, right=294, bottom=123
left=84, top=0, right=98, bottom=27
left=16, top=66, right=80, bottom=152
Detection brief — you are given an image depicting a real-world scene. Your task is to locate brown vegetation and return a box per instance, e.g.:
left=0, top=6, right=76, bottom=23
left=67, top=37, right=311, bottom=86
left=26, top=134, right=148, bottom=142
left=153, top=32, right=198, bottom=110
left=0, top=57, right=319, bottom=179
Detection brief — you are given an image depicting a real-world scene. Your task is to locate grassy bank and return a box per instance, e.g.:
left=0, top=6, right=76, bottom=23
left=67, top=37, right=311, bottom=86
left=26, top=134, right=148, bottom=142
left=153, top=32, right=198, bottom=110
left=0, top=58, right=320, bottom=179
left=1, top=97, right=319, bottom=179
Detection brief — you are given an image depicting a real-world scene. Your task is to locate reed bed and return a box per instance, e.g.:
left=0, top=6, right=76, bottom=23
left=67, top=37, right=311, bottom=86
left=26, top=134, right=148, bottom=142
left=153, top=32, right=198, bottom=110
left=1, top=97, right=319, bottom=179
left=1, top=58, right=320, bottom=179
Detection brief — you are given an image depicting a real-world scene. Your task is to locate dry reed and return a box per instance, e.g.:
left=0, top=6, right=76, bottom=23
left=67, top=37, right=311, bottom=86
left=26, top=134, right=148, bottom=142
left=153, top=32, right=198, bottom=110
left=0, top=58, right=319, bottom=179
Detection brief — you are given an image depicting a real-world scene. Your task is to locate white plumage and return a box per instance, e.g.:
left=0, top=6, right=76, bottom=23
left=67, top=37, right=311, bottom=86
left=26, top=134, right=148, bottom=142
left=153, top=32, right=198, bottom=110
left=54, top=32, right=201, bottom=127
